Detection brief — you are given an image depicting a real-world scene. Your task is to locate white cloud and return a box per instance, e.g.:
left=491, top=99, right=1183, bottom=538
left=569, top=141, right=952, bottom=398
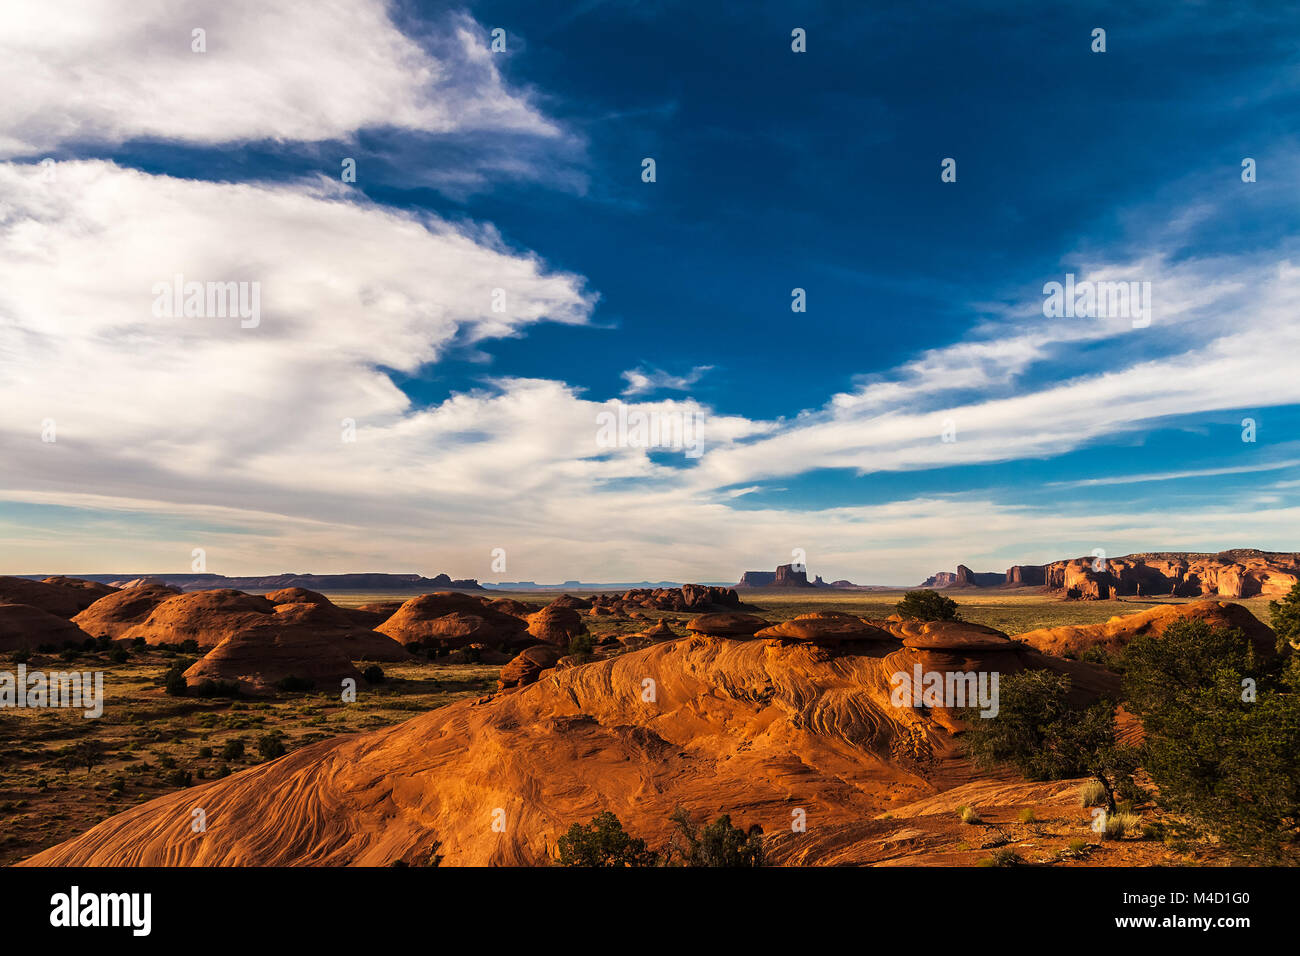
left=0, top=1, right=555, bottom=156
left=620, top=364, right=713, bottom=397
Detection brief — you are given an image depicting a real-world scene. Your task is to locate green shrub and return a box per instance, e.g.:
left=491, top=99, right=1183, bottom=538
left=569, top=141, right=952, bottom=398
left=362, top=665, right=385, bottom=684
left=220, top=739, right=245, bottom=761
left=257, top=734, right=285, bottom=760
left=668, top=808, right=763, bottom=867
left=895, top=590, right=960, bottom=622
left=960, top=805, right=982, bottom=824
left=556, top=811, right=658, bottom=867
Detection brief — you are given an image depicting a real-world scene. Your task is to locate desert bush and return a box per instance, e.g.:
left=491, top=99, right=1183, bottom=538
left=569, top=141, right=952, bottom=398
left=1122, top=618, right=1300, bottom=859
left=667, top=808, right=764, bottom=867
left=220, top=739, right=245, bottom=761
left=959, top=805, right=982, bottom=824
left=257, top=734, right=285, bottom=760
left=10, top=649, right=30, bottom=664
left=895, top=589, right=960, bottom=622
left=362, top=665, right=384, bottom=684
left=1078, top=779, right=1108, bottom=807
left=568, top=633, right=596, bottom=660
left=981, top=848, right=1021, bottom=867
left=197, top=746, right=212, bottom=759
left=1018, top=808, right=1036, bottom=823
left=163, top=664, right=190, bottom=696
left=960, top=670, right=1137, bottom=814
left=192, top=679, right=240, bottom=698
left=556, top=811, right=658, bottom=867
left=1269, top=580, right=1300, bottom=652
left=166, top=768, right=193, bottom=788
left=109, top=648, right=129, bottom=664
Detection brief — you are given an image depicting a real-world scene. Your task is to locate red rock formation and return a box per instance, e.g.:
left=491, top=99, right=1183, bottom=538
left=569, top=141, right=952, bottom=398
left=1004, top=565, right=1046, bottom=586
left=0, top=576, right=115, bottom=619
left=525, top=604, right=587, bottom=646
left=118, top=589, right=275, bottom=649
left=497, top=645, right=563, bottom=690
left=376, top=593, right=528, bottom=649
left=1044, top=550, right=1300, bottom=599
left=22, top=627, right=1118, bottom=867
left=684, top=612, right=770, bottom=636
left=0, top=604, right=92, bottom=651
left=182, top=612, right=363, bottom=697
left=72, top=583, right=182, bottom=638
left=1014, top=600, right=1276, bottom=659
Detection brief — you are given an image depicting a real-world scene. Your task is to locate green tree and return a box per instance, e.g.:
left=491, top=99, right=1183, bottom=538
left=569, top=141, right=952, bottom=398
left=896, top=589, right=960, bottom=622
left=1122, top=618, right=1299, bottom=859
left=1269, top=581, right=1300, bottom=653
left=556, top=811, right=658, bottom=867
left=960, top=670, right=1137, bottom=813
left=567, top=633, right=596, bottom=661
left=668, top=808, right=764, bottom=867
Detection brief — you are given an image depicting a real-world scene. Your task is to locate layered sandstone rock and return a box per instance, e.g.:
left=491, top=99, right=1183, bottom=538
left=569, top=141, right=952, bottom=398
left=182, top=613, right=363, bottom=696
left=497, top=644, right=563, bottom=690
left=23, top=629, right=1118, bottom=867
left=0, top=603, right=93, bottom=651
left=1045, top=550, right=1300, bottom=599
left=376, top=593, right=528, bottom=649
left=118, top=590, right=275, bottom=649
left=0, top=576, right=115, bottom=619
left=1014, top=600, right=1276, bottom=659
left=525, top=604, right=588, bottom=646
left=754, top=614, right=893, bottom=644
left=72, top=583, right=182, bottom=638
left=684, top=612, right=770, bottom=636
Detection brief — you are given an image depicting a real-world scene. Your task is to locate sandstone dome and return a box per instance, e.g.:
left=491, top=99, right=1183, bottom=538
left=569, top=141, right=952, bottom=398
left=72, top=583, right=182, bottom=639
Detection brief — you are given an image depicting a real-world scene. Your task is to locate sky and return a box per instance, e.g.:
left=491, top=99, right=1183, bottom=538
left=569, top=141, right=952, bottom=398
left=2, top=0, right=1299, bottom=584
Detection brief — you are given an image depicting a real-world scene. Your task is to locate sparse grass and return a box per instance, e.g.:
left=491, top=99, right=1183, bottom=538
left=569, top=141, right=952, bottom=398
left=1078, top=779, right=1108, bottom=807
left=1103, top=811, right=1141, bottom=840
left=980, top=847, right=1021, bottom=867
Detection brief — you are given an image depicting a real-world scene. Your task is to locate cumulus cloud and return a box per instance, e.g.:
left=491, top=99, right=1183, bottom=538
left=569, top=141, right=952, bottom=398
left=0, top=1, right=555, bottom=156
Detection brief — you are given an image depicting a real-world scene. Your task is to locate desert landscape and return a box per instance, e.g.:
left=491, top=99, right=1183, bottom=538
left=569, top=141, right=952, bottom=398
left=3, top=1, right=1298, bottom=939
left=3, top=549, right=1296, bottom=869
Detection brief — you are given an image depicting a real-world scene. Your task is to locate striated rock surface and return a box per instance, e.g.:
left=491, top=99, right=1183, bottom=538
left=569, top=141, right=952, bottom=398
left=23, top=629, right=1118, bottom=867
left=73, top=583, right=182, bottom=638
left=0, top=576, right=115, bottom=619
left=1014, top=600, right=1276, bottom=659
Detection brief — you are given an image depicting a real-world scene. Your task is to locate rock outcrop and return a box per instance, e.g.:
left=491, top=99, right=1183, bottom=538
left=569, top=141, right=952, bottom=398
left=375, top=593, right=528, bottom=649
left=22, top=623, right=1118, bottom=867
left=1044, top=550, right=1300, bottom=600
left=1014, top=600, right=1276, bottom=659
left=0, top=604, right=93, bottom=651
left=72, top=583, right=182, bottom=638
left=117, top=590, right=275, bottom=649
left=182, top=609, right=363, bottom=696
left=919, top=565, right=1002, bottom=588
left=525, top=604, right=588, bottom=646
left=497, top=645, right=563, bottom=691
left=684, top=612, right=770, bottom=636
left=736, top=564, right=815, bottom=588
left=0, top=576, right=116, bottom=619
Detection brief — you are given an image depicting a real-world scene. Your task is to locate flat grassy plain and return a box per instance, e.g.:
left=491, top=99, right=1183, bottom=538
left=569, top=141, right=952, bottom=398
left=2, top=587, right=1276, bottom=865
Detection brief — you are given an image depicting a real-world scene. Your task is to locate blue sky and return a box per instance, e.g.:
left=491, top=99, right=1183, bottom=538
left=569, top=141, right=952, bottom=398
left=1, top=0, right=1298, bottom=583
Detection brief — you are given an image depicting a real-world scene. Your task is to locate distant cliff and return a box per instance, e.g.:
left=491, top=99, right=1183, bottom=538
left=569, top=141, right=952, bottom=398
left=1044, top=550, right=1300, bottom=600
left=919, top=564, right=1003, bottom=588
left=736, top=564, right=817, bottom=588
